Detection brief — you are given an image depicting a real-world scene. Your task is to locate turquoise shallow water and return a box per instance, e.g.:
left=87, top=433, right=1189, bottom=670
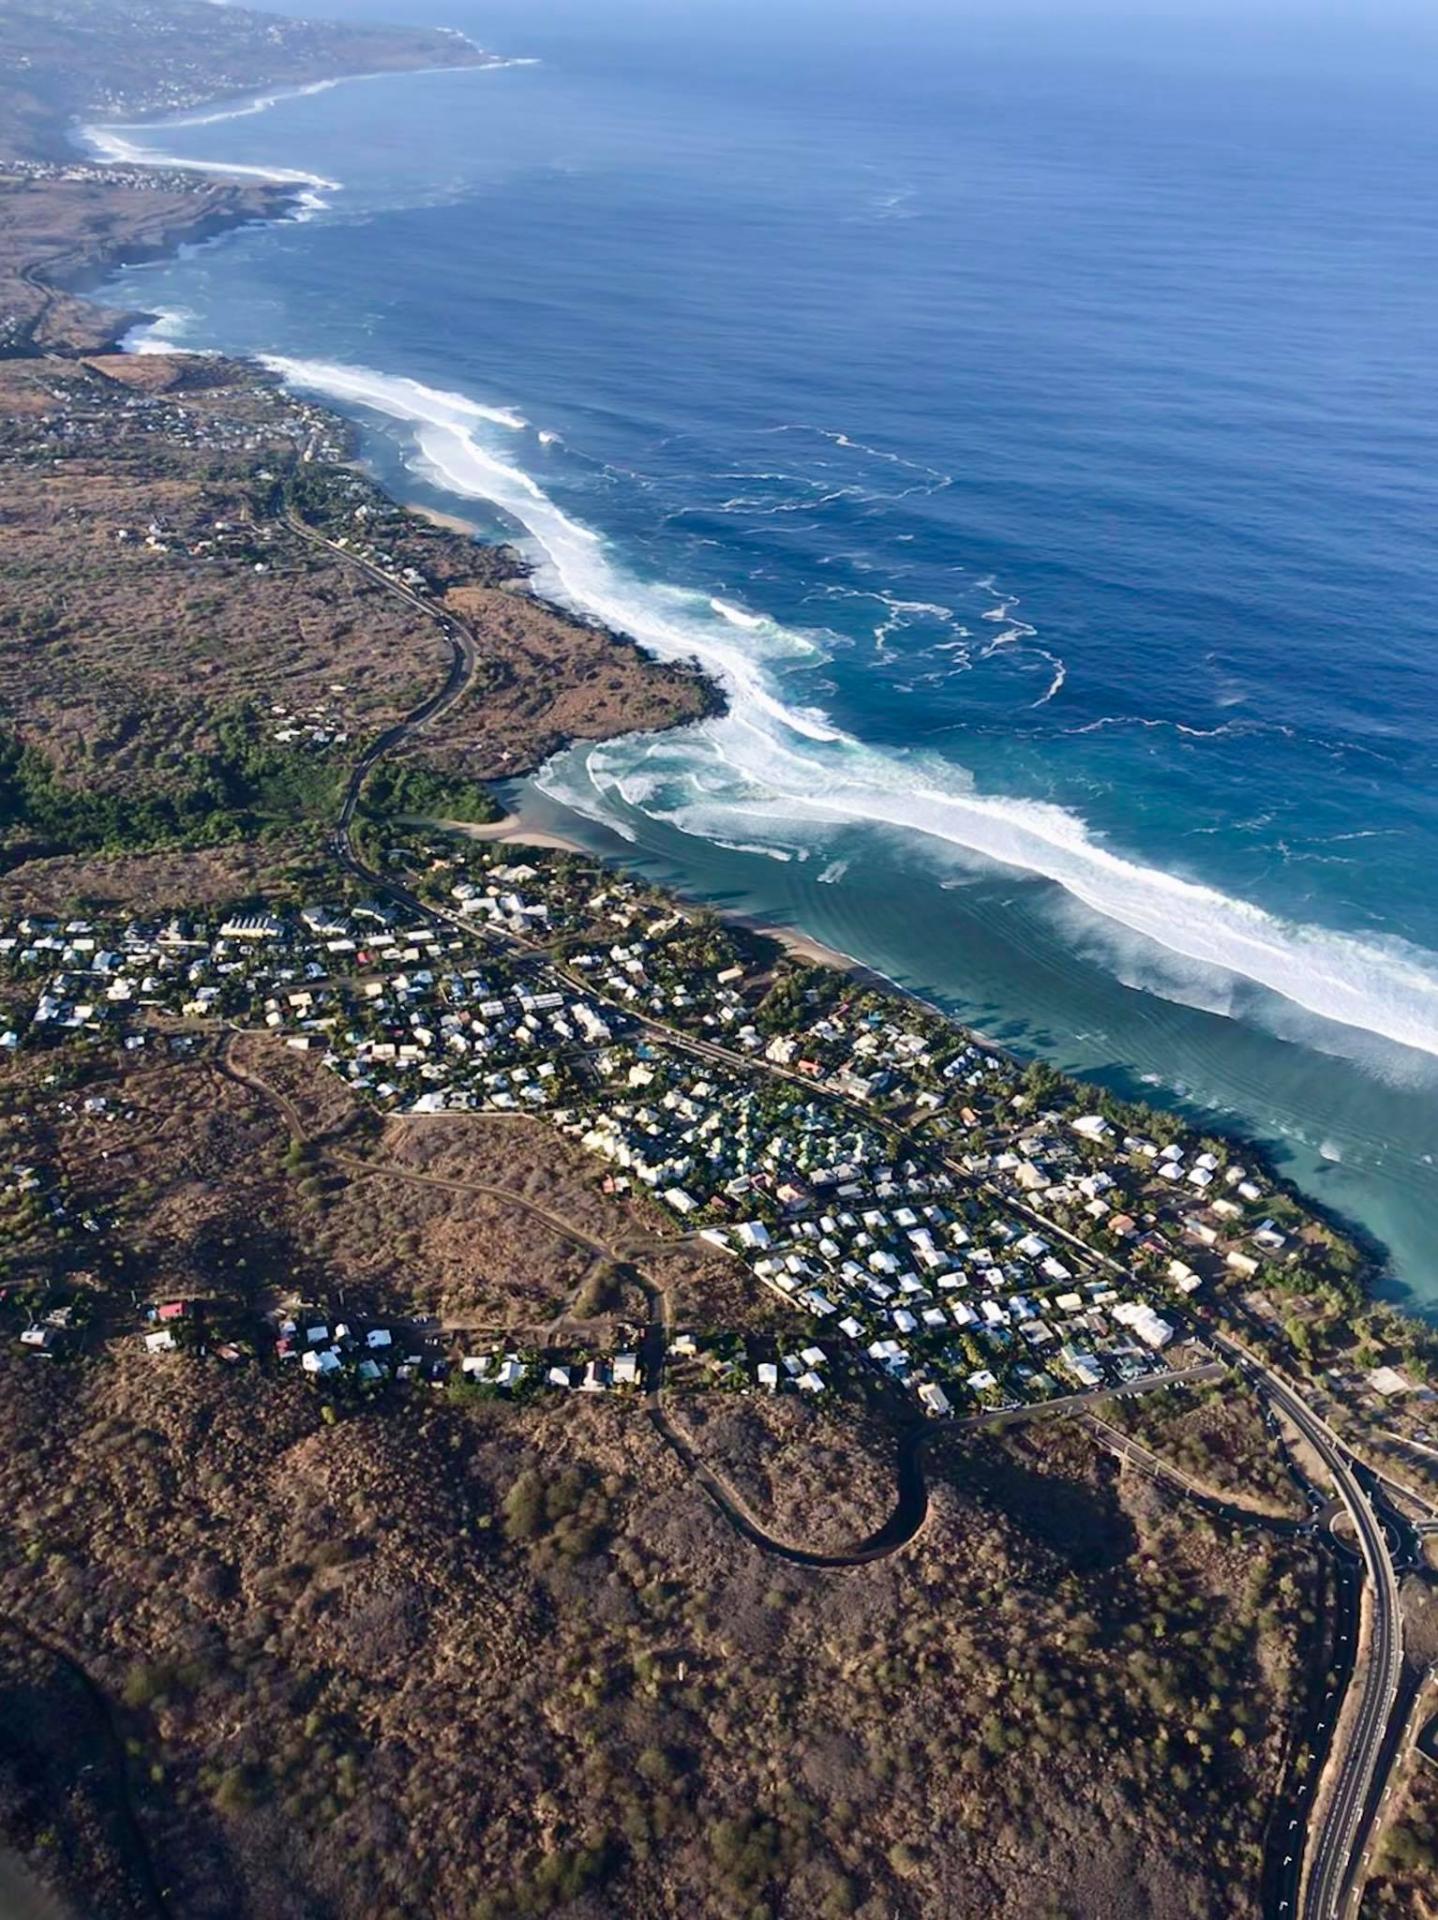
left=90, top=0, right=1438, bottom=1300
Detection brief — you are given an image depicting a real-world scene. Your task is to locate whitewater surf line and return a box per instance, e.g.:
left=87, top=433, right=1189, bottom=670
left=83, top=115, right=339, bottom=194
left=257, top=356, right=1438, bottom=1066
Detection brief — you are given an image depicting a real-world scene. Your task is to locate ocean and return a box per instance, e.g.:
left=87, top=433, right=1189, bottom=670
left=85, top=0, right=1438, bottom=1303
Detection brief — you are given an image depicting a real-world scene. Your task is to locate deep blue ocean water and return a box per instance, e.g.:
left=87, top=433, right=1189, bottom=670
left=88, top=0, right=1438, bottom=1300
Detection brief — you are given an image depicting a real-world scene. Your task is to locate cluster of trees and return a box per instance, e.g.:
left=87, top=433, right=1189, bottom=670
left=1381, top=1805, right=1438, bottom=1879
left=472, top=1841, right=615, bottom=1920
left=501, top=1464, right=621, bottom=1565
left=0, top=716, right=346, bottom=870
left=756, top=961, right=844, bottom=1035
left=1110, top=1382, right=1303, bottom=1511
left=360, top=759, right=502, bottom=827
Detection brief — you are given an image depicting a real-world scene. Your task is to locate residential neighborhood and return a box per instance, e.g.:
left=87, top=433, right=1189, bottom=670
left=0, top=837, right=1349, bottom=1424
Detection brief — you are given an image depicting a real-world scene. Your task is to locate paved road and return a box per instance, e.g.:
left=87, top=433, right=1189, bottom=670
left=1080, top=1410, right=1306, bottom=1533
left=281, top=509, right=482, bottom=884
left=971, top=1186, right=1406, bottom=1920
left=1214, top=1336, right=1404, bottom=1920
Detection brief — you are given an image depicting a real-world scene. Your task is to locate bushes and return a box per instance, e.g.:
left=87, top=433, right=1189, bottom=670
left=472, top=1841, right=615, bottom=1919
left=501, top=1466, right=619, bottom=1561
left=120, top=1661, right=175, bottom=1711
left=708, top=1813, right=782, bottom=1901
left=211, top=1764, right=259, bottom=1816
left=361, top=760, right=501, bottom=826
left=0, top=716, right=344, bottom=870
left=1383, top=1814, right=1438, bottom=1876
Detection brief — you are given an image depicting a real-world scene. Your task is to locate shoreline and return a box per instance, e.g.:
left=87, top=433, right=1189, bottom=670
left=8, top=26, right=1410, bottom=1305
left=423, top=812, right=861, bottom=969
left=73, top=54, right=518, bottom=184
left=78, top=68, right=1438, bottom=1075
left=405, top=501, right=482, bottom=538
left=432, top=811, right=1008, bottom=1006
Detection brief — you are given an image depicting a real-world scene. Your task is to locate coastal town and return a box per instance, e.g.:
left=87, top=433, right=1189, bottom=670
left=3, top=4, right=1438, bottom=1919
left=0, top=829, right=1394, bottom=1434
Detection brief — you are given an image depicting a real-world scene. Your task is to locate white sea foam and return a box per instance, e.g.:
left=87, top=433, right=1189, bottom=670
left=710, top=839, right=797, bottom=863
left=83, top=117, right=339, bottom=191
left=127, top=78, right=339, bottom=134
left=125, top=306, right=202, bottom=354
left=1033, top=656, right=1067, bottom=706
left=259, top=356, right=1438, bottom=1064
left=710, top=598, right=766, bottom=630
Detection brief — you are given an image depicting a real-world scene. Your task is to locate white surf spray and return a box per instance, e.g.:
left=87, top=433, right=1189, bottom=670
left=710, top=598, right=767, bottom=630
left=260, top=357, right=1438, bottom=1064
left=125, top=306, right=207, bottom=354
left=83, top=115, right=339, bottom=194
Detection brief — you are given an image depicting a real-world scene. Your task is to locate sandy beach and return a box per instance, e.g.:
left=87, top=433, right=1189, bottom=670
left=441, top=813, right=861, bottom=973
left=438, top=812, right=593, bottom=855
left=405, top=500, right=481, bottom=536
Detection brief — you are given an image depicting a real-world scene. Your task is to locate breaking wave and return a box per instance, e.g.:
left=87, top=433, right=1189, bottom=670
left=126, top=306, right=202, bottom=354
left=261, top=356, right=1438, bottom=1064
left=82, top=116, right=339, bottom=193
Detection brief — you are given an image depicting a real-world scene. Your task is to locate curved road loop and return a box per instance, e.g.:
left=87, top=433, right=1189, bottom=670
left=217, top=1033, right=930, bottom=1567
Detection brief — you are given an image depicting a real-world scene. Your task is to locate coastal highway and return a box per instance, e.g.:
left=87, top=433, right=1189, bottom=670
left=1213, top=1335, right=1405, bottom=1920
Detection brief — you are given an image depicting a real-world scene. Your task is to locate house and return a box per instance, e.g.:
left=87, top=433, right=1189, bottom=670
left=1058, top=1346, right=1104, bottom=1391
left=1368, top=1366, right=1413, bottom=1399
left=219, top=913, right=285, bottom=941
left=918, top=1381, right=952, bottom=1417
left=1111, top=1301, right=1174, bottom=1350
